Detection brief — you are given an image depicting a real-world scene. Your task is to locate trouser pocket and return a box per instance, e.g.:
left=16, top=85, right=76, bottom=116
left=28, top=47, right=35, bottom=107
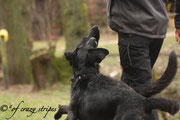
left=119, top=42, right=133, bottom=69
left=118, top=34, right=133, bottom=69
left=118, top=33, right=152, bottom=88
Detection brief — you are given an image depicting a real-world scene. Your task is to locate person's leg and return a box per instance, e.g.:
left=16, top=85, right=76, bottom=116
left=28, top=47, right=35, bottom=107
left=149, top=39, right=164, bottom=68
left=149, top=39, right=164, bottom=120
left=118, top=33, right=164, bottom=120
left=118, top=33, right=152, bottom=93
left=118, top=33, right=160, bottom=120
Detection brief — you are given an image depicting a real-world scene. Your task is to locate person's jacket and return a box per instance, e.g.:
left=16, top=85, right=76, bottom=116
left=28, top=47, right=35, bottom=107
left=175, top=0, right=180, bottom=28
left=107, top=0, right=169, bottom=39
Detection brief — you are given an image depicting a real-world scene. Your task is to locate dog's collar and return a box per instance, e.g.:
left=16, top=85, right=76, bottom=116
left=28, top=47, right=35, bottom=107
left=76, top=74, right=87, bottom=80
left=75, top=73, right=97, bottom=80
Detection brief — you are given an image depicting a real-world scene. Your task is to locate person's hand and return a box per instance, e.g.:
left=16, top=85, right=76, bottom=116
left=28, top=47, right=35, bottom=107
left=175, top=28, right=180, bottom=43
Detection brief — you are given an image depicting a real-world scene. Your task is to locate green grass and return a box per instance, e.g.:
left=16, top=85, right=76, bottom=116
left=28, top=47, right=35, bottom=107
left=0, top=84, right=70, bottom=120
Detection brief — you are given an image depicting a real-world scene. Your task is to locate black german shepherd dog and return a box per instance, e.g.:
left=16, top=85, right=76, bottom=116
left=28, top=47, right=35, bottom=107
left=55, top=26, right=179, bottom=120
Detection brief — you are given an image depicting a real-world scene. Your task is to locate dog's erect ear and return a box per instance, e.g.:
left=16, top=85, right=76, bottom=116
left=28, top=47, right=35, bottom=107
left=145, top=98, right=180, bottom=115
left=77, top=26, right=100, bottom=47
left=87, top=37, right=98, bottom=48
left=64, top=52, right=73, bottom=61
left=87, top=25, right=100, bottom=41
left=87, top=48, right=109, bottom=64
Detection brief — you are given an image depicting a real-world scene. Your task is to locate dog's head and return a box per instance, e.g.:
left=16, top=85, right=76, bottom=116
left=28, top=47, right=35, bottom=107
left=64, top=26, right=109, bottom=77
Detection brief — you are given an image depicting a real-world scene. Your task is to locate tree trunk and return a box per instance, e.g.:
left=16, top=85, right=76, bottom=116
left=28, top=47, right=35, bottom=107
left=31, top=48, right=73, bottom=90
left=31, top=50, right=58, bottom=90
left=59, top=0, right=89, bottom=51
left=0, top=0, right=34, bottom=84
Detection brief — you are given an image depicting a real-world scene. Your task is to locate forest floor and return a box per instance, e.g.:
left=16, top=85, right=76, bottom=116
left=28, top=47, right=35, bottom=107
left=0, top=26, right=180, bottom=120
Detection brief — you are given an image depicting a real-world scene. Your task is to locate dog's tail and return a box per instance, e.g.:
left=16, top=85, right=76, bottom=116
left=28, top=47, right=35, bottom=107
left=140, top=51, right=177, bottom=97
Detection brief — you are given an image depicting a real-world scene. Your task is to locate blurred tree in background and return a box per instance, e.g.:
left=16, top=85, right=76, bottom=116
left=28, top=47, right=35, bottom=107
left=59, top=0, right=89, bottom=51
left=30, top=0, right=89, bottom=89
left=32, top=0, right=61, bottom=41
left=31, top=0, right=107, bottom=42
left=0, top=0, right=34, bottom=84
left=85, top=0, right=107, bottom=26
left=0, top=0, right=89, bottom=89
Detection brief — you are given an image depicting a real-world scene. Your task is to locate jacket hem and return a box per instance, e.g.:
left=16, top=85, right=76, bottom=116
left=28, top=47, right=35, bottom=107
left=117, top=30, right=166, bottom=39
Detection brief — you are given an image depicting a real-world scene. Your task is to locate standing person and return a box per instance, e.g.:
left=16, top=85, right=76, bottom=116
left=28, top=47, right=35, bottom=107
left=107, top=0, right=180, bottom=94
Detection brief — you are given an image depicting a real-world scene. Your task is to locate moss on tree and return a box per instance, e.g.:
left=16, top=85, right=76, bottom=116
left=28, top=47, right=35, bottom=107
left=50, top=49, right=72, bottom=84
left=31, top=49, right=72, bottom=90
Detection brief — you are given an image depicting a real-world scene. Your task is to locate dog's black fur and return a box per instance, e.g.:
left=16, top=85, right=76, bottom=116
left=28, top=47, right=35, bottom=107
left=54, top=26, right=179, bottom=120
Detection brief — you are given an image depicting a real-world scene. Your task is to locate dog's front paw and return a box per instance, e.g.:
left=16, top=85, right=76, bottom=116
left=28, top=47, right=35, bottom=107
left=54, top=105, right=68, bottom=120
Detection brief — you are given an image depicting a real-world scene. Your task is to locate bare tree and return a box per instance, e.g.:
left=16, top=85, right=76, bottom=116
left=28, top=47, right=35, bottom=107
left=32, top=0, right=61, bottom=41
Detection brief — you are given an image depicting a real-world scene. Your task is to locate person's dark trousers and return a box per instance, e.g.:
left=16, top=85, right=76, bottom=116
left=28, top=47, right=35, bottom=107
left=118, top=33, right=164, bottom=120
left=118, top=33, right=164, bottom=92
